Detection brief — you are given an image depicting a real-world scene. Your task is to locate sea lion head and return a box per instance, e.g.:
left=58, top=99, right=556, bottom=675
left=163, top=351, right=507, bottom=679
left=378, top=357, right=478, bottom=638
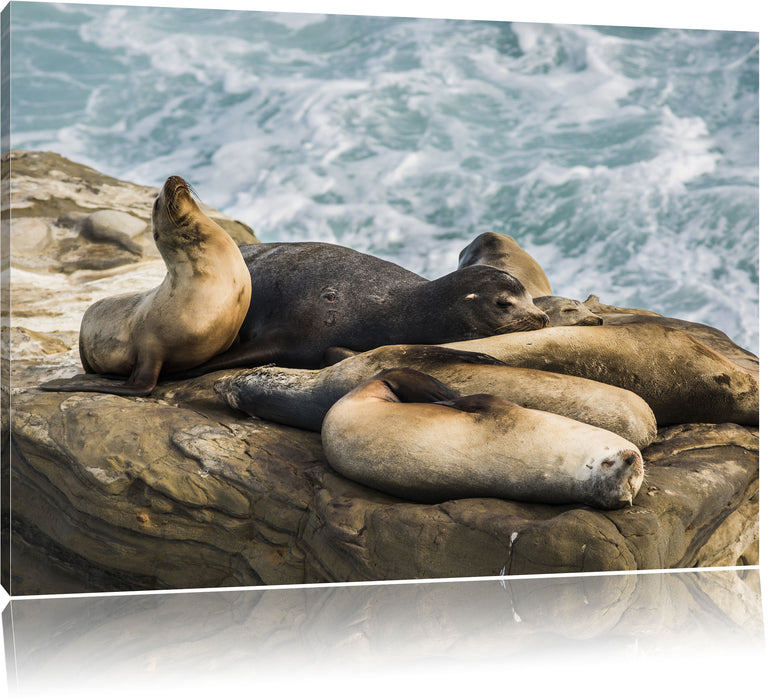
left=441, top=265, right=549, bottom=339
left=533, top=296, right=604, bottom=327
left=457, top=231, right=514, bottom=268
left=151, top=176, right=208, bottom=253
left=151, top=175, right=233, bottom=271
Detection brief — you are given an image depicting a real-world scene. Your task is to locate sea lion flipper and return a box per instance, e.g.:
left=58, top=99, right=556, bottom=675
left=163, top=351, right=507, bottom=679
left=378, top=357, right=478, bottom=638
left=164, top=334, right=290, bottom=380
left=413, top=346, right=507, bottom=367
left=434, top=394, right=507, bottom=414
left=374, top=368, right=459, bottom=404
left=39, top=354, right=162, bottom=396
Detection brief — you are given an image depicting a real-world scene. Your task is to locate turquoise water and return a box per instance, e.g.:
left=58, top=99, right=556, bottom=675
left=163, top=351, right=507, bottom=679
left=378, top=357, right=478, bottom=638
left=8, top=2, right=759, bottom=352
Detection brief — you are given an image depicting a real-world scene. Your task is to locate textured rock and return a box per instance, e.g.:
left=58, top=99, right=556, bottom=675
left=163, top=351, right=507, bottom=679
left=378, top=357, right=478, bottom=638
left=4, top=149, right=256, bottom=273
left=1, top=151, right=759, bottom=595
left=6, top=368, right=759, bottom=593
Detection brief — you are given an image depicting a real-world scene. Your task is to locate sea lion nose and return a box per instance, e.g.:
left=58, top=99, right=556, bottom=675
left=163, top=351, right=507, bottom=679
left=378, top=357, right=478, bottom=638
left=535, top=311, right=550, bottom=328
left=163, top=175, right=188, bottom=196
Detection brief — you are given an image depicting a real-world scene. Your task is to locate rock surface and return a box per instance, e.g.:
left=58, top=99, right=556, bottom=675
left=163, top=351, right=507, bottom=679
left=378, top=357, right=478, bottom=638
left=1, top=151, right=759, bottom=594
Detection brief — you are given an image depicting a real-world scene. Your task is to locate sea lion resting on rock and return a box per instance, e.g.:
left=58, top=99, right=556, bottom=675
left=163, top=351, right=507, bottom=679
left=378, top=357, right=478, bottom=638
left=458, top=232, right=602, bottom=327
left=215, top=345, right=657, bottom=449
left=176, top=241, right=550, bottom=375
left=320, top=368, right=645, bottom=509
left=443, top=323, right=759, bottom=426
left=533, top=296, right=603, bottom=327
left=41, top=176, right=252, bottom=396
left=458, top=231, right=553, bottom=298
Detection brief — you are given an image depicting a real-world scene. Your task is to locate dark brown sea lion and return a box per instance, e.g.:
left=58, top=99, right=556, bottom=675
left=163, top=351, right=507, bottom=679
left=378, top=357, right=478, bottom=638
left=177, top=241, right=549, bottom=375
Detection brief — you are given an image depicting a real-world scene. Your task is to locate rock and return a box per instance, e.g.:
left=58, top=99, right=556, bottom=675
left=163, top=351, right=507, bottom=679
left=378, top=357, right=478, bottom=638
left=6, top=376, right=759, bottom=592
left=72, top=210, right=146, bottom=255
left=1, top=151, right=759, bottom=594
left=3, top=149, right=256, bottom=273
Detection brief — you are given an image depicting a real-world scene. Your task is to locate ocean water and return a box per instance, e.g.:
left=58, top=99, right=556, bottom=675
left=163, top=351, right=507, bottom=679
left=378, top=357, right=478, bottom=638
left=8, top=2, right=759, bottom=353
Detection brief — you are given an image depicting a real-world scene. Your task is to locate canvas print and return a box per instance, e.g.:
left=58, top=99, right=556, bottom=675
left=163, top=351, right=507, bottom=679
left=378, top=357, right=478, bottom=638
left=0, top=2, right=759, bottom=596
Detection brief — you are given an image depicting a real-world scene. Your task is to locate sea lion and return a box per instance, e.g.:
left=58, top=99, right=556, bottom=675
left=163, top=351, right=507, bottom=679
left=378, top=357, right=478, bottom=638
left=174, top=241, right=549, bottom=375
left=443, top=323, right=759, bottom=426
left=458, top=231, right=553, bottom=298
left=40, top=176, right=252, bottom=396
left=602, top=313, right=758, bottom=372
left=215, top=345, right=657, bottom=448
left=320, top=368, right=645, bottom=509
left=533, top=296, right=603, bottom=326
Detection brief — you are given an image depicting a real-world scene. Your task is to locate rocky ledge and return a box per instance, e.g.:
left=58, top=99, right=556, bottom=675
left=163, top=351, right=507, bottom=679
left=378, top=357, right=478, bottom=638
left=1, top=151, right=759, bottom=594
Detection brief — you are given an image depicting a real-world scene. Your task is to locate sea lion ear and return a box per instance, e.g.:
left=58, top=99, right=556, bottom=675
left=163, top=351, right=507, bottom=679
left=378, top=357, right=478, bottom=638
left=374, top=368, right=459, bottom=404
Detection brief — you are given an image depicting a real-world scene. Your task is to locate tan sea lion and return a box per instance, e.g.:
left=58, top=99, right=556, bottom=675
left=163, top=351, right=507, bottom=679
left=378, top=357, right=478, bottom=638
left=320, top=368, right=645, bottom=509
left=458, top=231, right=553, bottom=297
left=533, top=296, right=603, bottom=326
left=443, top=323, right=759, bottom=426
left=41, top=176, right=252, bottom=396
left=214, top=345, right=657, bottom=448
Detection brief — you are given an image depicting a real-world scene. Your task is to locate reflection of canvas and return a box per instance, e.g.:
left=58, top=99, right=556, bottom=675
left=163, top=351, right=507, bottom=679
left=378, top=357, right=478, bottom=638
left=2, top=569, right=765, bottom=693
left=1, top=2, right=760, bottom=597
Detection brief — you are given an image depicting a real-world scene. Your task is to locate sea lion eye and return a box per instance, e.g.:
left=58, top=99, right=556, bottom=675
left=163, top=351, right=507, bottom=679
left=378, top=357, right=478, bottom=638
left=496, top=299, right=512, bottom=308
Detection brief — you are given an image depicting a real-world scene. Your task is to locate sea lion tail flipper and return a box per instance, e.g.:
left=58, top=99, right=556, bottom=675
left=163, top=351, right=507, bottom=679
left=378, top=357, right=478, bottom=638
left=374, top=368, right=459, bottom=404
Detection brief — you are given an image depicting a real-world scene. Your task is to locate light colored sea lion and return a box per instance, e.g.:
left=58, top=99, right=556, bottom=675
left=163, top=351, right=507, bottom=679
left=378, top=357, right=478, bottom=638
left=41, top=176, right=252, bottom=396
left=458, top=231, right=553, bottom=298
left=320, top=368, right=645, bottom=509
left=443, top=323, right=759, bottom=426
left=214, top=344, right=657, bottom=448
left=533, top=296, right=603, bottom=326
left=600, top=312, right=758, bottom=373
left=583, top=294, right=758, bottom=372
left=173, top=242, right=549, bottom=376
left=582, top=294, right=661, bottom=317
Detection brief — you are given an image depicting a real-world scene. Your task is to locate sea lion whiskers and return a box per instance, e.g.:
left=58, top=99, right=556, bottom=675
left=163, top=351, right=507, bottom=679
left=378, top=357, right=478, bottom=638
left=493, top=314, right=549, bottom=333
left=161, top=176, right=200, bottom=224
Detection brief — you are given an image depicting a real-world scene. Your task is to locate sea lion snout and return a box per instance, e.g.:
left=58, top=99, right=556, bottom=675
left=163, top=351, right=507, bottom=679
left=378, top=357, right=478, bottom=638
left=164, top=174, right=189, bottom=194
left=534, top=310, right=550, bottom=329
